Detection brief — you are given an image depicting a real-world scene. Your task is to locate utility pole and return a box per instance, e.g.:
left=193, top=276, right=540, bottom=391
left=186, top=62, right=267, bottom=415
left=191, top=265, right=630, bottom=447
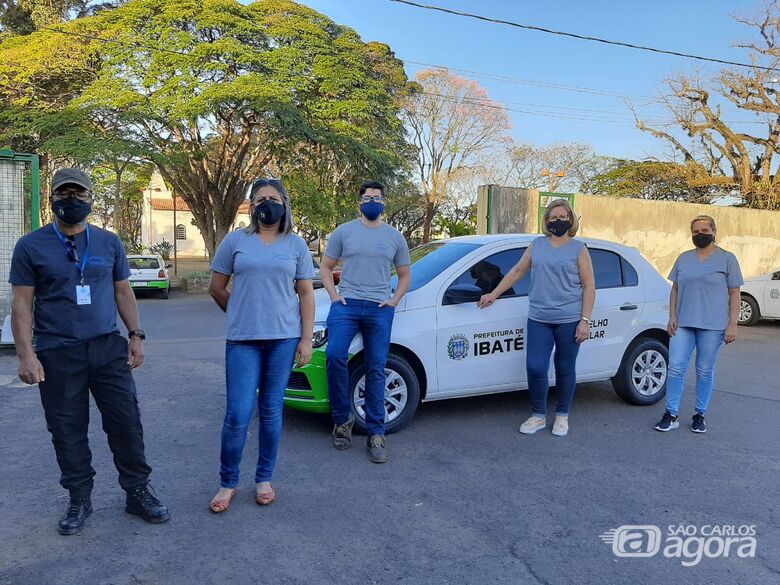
left=172, top=190, right=178, bottom=276
left=541, top=169, right=566, bottom=192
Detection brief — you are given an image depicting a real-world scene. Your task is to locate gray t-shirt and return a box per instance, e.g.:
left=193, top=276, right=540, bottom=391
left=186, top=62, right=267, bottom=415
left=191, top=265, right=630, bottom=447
left=669, top=248, right=743, bottom=331
left=211, top=230, right=314, bottom=340
left=528, top=236, right=586, bottom=324
left=324, top=220, right=411, bottom=303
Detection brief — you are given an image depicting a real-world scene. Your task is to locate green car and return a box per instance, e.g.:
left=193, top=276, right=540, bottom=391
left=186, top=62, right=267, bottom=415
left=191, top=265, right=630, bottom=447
left=284, top=341, right=331, bottom=414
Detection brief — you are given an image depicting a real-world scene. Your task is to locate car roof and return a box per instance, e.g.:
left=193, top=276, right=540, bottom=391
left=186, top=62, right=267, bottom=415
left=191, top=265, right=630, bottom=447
left=128, top=254, right=163, bottom=259
left=445, top=233, right=638, bottom=252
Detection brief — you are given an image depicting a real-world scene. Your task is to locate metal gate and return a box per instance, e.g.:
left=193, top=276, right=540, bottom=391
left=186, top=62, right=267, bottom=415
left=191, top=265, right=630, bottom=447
left=537, top=192, right=575, bottom=233
left=0, top=149, right=40, bottom=344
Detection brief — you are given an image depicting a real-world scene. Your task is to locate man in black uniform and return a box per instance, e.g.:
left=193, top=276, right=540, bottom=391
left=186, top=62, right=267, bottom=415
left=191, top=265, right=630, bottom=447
left=9, top=168, right=169, bottom=535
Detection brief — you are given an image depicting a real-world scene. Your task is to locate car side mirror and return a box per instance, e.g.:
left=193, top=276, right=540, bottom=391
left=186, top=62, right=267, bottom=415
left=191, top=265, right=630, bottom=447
left=443, top=283, right=483, bottom=305
left=772, top=271, right=780, bottom=280
left=166, top=264, right=173, bottom=269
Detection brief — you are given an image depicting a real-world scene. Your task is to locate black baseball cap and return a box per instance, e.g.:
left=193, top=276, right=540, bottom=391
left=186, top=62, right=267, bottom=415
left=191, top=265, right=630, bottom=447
left=51, top=168, right=93, bottom=193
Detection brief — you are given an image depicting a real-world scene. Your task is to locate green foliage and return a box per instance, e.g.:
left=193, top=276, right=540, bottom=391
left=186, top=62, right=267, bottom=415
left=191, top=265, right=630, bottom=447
left=584, top=159, right=716, bottom=204
left=184, top=270, right=211, bottom=283
left=119, top=232, right=145, bottom=254
left=0, top=0, right=414, bottom=256
left=0, top=1, right=35, bottom=37
left=149, top=239, right=173, bottom=261
left=439, top=207, right=477, bottom=238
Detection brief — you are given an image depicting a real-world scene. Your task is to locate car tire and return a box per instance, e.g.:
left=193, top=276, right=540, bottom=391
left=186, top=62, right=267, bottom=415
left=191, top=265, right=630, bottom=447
left=738, top=294, right=760, bottom=326
left=160, top=287, right=169, bottom=300
left=348, top=351, right=421, bottom=435
left=612, top=337, right=668, bottom=406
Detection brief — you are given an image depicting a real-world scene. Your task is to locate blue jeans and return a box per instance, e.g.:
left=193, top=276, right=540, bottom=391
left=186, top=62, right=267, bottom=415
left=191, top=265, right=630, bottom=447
left=220, top=338, right=299, bottom=488
left=326, top=299, right=395, bottom=436
left=526, top=319, right=581, bottom=417
left=665, top=327, right=725, bottom=416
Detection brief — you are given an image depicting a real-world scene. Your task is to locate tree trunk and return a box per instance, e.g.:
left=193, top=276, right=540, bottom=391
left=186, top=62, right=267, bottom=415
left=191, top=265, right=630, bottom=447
left=113, top=165, right=124, bottom=237
left=421, top=199, right=436, bottom=243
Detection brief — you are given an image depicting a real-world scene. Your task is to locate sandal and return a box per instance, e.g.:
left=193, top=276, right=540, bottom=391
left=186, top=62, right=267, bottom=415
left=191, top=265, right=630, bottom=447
left=209, top=489, right=236, bottom=513
left=255, top=485, right=276, bottom=506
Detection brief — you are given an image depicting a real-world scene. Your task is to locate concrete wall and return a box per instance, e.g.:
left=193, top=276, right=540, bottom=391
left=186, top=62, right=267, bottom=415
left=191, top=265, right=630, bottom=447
left=477, top=186, right=780, bottom=278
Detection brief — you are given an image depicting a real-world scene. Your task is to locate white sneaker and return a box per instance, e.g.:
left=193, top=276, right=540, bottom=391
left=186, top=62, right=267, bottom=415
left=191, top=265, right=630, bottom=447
left=552, top=415, right=569, bottom=436
left=518, top=415, right=546, bottom=435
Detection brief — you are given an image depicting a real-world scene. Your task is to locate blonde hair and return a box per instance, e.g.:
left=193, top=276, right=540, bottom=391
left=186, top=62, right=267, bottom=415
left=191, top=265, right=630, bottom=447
left=690, top=214, right=716, bottom=233
left=541, top=198, right=579, bottom=237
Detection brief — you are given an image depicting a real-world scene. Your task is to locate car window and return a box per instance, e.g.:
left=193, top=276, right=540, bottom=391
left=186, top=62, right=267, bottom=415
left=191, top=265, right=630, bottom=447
left=451, top=248, right=528, bottom=297
left=590, top=248, right=637, bottom=289
left=391, top=242, right=482, bottom=293
left=129, top=258, right=160, bottom=270
left=621, top=256, right=639, bottom=287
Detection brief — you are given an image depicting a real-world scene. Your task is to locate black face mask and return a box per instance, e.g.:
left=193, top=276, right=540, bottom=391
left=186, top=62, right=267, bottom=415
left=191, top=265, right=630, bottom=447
left=547, top=219, right=572, bottom=237
left=692, top=233, right=715, bottom=248
left=253, top=200, right=285, bottom=226
left=52, top=198, right=92, bottom=225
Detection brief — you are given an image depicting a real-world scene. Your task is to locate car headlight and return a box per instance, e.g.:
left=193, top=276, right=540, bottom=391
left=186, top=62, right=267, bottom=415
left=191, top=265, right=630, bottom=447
left=312, top=324, right=327, bottom=348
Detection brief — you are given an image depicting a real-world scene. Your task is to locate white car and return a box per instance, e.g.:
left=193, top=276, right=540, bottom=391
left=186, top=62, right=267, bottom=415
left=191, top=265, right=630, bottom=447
left=285, top=234, right=672, bottom=433
left=127, top=255, right=171, bottom=299
left=738, top=267, right=780, bottom=326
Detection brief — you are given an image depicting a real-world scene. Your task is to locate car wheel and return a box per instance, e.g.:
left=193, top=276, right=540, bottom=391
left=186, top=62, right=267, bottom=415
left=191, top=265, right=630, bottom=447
left=612, top=337, right=668, bottom=405
left=738, top=294, right=760, bottom=326
left=159, top=287, right=170, bottom=299
left=349, top=351, right=421, bottom=434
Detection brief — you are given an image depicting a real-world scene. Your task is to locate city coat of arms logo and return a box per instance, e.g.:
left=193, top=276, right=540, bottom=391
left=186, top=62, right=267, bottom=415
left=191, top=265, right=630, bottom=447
left=447, top=334, right=469, bottom=360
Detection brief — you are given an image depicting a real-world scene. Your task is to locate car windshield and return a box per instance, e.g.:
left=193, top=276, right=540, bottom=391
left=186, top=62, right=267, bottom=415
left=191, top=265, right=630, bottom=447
left=391, top=241, right=482, bottom=293
left=129, top=258, right=160, bottom=270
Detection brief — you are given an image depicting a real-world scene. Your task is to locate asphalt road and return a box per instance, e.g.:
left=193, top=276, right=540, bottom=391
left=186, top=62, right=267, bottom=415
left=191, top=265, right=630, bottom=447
left=1, top=292, right=778, bottom=585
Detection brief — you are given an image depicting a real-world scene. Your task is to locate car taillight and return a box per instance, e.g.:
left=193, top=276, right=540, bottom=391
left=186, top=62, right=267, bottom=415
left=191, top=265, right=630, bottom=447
left=158, top=269, right=165, bottom=278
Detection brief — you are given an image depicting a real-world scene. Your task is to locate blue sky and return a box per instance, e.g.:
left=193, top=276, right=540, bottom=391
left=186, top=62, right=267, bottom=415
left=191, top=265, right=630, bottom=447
left=276, top=0, right=766, bottom=161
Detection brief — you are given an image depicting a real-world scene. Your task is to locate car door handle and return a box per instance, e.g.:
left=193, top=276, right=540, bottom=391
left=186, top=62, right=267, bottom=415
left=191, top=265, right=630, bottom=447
left=620, top=304, right=638, bottom=311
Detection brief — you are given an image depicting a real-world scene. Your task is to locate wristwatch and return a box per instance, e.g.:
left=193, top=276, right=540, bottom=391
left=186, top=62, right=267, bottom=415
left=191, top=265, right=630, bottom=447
left=581, top=317, right=591, bottom=324
left=128, top=329, right=146, bottom=340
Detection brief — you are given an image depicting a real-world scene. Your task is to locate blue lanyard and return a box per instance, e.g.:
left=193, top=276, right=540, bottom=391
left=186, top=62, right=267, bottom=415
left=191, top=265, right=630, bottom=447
left=52, top=222, right=90, bottom=284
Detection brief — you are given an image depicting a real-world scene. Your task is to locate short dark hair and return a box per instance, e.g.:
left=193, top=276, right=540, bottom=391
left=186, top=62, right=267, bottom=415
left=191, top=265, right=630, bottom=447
left=359, top=181, right=385, bottom=197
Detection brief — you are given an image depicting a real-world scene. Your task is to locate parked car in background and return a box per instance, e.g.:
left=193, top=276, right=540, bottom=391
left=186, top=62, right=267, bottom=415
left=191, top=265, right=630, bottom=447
left=285, top=234, right=672, bottom=433
left=311, top=255, right=323, bottom=289
left=309, top=252, right=340, bottom=287
left=128, top=255, right=171, bottom=299
left=738, top=267, right=780, bottom=325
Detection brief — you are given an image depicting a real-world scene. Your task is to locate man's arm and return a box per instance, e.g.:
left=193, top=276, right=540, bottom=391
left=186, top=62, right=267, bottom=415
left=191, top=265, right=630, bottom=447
left=320, top=256, right=345, bottom=304
left=380, top=265, right=410, bottom=308
left=11, top=285, right=45, bottom=384
left=114, top=280, right=144, bottom=368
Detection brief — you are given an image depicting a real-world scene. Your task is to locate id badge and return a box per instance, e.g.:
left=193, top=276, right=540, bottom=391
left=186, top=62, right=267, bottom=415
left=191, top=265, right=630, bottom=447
left=76, top=285, right=92, bottom=305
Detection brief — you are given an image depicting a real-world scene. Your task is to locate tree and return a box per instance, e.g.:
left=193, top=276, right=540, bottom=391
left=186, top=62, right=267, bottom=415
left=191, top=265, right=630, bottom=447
left=584, top=158, right=716, bottom=202
left=89, top=162, right=151, bottom=237
left=0, top=1, right=124, bottom=37
left=405, top=68, right=511, bottom=242
left=633, top=1, right=780, bottom=210
left=0, top=0, right=414, bottom=256
left=499, top=141, right=600, bottom=193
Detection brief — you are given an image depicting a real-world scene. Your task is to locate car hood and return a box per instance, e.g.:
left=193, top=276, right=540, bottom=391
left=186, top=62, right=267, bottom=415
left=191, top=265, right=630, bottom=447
left=744, top=269, right=777, bottom=283
left=313, top=288, right=407, bottom=323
